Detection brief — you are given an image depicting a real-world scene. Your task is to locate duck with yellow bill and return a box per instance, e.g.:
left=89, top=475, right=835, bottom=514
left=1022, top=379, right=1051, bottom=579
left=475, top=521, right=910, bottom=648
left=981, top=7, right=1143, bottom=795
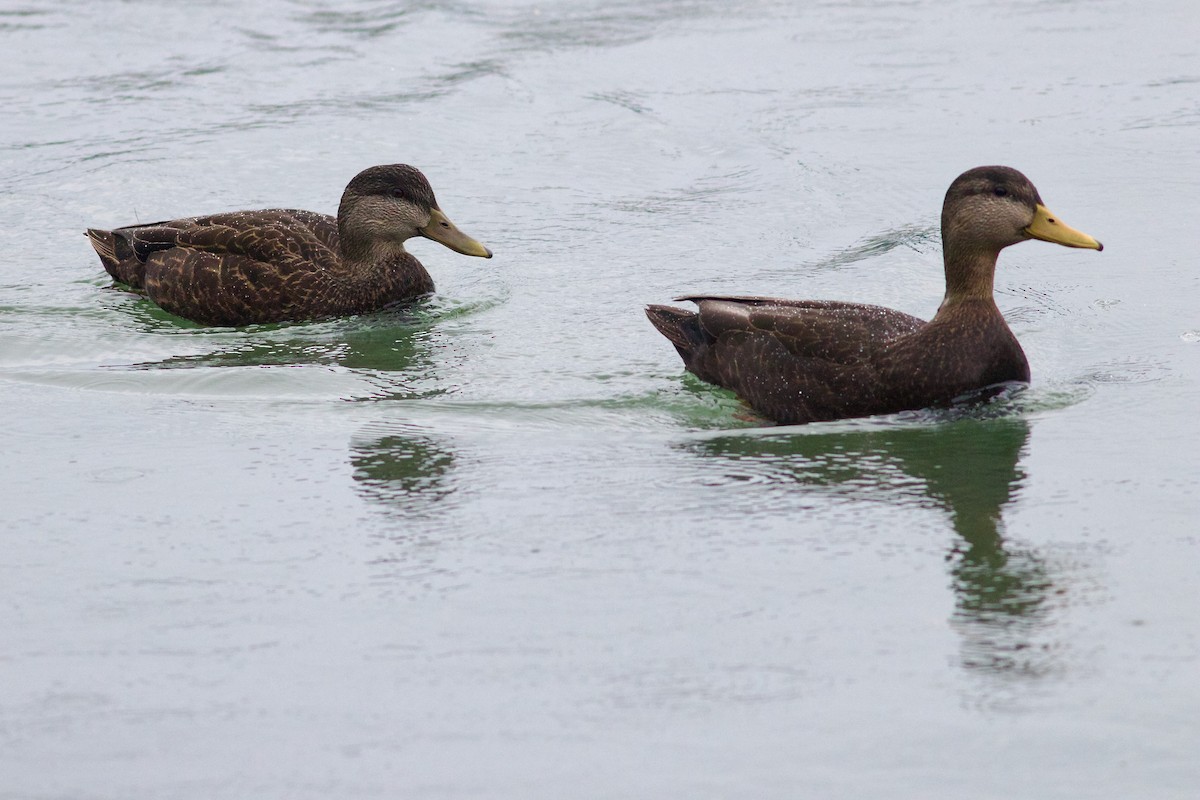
left=646, top=165, right=1103, bottom=425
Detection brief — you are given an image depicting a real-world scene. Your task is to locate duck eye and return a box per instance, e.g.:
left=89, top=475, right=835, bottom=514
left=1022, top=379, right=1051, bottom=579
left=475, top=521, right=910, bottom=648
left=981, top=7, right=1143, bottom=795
left=992, top=186, right=1008, bottom=198
left=389, top=187, right=406, bottom=199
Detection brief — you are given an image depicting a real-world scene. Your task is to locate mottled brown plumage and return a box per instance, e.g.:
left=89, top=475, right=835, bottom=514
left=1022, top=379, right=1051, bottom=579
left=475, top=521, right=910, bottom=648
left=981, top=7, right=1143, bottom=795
left=646, top=166, right=1103, bottom=425
left=88, top=164, right=492, bottom=326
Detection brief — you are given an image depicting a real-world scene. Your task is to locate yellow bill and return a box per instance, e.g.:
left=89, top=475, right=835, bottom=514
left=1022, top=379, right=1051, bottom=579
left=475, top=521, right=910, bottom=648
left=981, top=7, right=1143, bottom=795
left=1025, top=204, right=1103, bottom=251
left=420, top=208, right=493, bottom=258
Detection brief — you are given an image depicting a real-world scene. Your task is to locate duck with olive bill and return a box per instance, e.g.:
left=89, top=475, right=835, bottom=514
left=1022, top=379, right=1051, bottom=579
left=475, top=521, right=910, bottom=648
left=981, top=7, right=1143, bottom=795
left=87, top=164, right=492, bottom=326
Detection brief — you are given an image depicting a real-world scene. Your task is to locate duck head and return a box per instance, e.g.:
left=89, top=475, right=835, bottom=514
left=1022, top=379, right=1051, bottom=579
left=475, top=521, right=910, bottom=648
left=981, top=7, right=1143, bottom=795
left=939, top=166, right=1101, bottom=304
left=942, top=165, right=1103, bottom=254
left=337, top=164, right=492, bottom=263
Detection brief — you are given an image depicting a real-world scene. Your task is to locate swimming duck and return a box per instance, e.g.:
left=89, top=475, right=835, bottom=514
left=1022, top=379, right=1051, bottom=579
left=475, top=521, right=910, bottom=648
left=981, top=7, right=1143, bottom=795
left=646, top=166, right=1102, bottom=424
left=88, top=164, right=492, bottom=326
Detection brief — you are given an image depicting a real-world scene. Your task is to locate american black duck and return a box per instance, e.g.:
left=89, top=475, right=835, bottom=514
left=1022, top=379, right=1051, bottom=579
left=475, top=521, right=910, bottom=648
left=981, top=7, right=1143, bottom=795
left=646, top=165, right=1103, bottom=425
left=88, top=164, right=492, bottom=326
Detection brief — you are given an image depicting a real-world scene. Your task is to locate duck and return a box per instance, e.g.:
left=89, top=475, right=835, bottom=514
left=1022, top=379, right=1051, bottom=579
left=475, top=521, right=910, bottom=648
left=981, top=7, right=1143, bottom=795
left=87, top=164, right=492, bottom=326
left=646, top=165, right=1102, bottom=425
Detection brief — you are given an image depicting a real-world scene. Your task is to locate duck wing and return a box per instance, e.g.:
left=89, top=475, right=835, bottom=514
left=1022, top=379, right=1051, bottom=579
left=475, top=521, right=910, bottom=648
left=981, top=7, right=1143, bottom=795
left=89, top=210, right=340, bottom=325
left=682, top=295, right=925, bottom=362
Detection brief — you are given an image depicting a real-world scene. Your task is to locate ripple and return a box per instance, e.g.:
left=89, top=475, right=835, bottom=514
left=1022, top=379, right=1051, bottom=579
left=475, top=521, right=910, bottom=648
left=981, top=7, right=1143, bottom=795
left=602, top=662, right=808, bottom=710
left=295, top=6, right=414, bottom=38
left=587, top=90, right=654, bottom=115
left=0, top=8, right=53, bottom=30
left=1078, top=356, right=1171, bottom=385
left=1000, top=283, right=1074, bottom=320
left=806, top=223, right=939, bottom=270
left=87, top=467, right=148, bottom=485
left=604, top=169, right=760, bottom=217
left=492, top=0, right=802, bottom=54
left=4, top=363, right=374, bottom=400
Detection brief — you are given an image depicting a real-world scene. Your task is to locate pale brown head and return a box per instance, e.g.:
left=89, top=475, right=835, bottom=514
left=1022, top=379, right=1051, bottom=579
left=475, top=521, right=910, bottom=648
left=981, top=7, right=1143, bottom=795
left=938, top=166, right=1102, bottom=304
left=336, top=164, right=492, bottom=263
left=941, top=165, right=1103, bottom=254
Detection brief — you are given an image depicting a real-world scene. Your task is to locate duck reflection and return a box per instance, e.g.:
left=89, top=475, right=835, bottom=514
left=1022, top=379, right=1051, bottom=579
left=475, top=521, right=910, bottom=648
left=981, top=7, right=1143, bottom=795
left=690, top=417, right=1059, bottom=678
left=350, top=426, right=460, bottom=515
left=348, top=426, right=465, bottom=581
left=112, top=304, right=449, bottom=400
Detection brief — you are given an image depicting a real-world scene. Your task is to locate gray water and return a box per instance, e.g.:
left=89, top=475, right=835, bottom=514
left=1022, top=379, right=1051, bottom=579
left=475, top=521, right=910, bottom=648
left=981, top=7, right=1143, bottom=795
left=3, top=0, right=1199, bottom=797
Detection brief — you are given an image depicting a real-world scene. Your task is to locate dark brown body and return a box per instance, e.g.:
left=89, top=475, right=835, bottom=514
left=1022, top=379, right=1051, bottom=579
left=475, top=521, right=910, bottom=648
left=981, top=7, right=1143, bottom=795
left=646, top=166, right=1101, bottom=425
left=88, top=164, right=492, bottom=327
left=647, top=295, right=1028, bottom=425
left=88, top=210, right=433, bottom=327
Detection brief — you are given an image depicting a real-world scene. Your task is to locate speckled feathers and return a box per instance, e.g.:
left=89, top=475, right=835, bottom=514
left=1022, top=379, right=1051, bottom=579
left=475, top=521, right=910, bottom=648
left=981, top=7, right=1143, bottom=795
left=88, top=164, right=489, bottom=326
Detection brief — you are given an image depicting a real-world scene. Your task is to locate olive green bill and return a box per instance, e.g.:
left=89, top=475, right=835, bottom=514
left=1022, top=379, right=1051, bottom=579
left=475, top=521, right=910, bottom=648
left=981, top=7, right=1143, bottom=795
left=1025, top=204, right=1103, bottom=251
left=421, top=208, right=493, bottom=258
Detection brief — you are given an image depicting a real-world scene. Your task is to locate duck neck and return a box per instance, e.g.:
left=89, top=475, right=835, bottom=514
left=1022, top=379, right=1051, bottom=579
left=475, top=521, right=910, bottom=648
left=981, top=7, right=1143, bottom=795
left=337, top=224, right=408, bottom=272
left=335, top=225, right=432, bottom=301
left=937, top=240, right=1000, bottom=314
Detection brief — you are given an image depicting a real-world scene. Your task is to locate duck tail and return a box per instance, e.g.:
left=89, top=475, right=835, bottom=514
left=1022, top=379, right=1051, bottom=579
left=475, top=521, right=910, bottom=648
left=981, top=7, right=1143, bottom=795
left=646, top=304, right=707, bottom=362
left=86, top=228, right=143, bottom=287
left=86, top=228, right=121, bottom=267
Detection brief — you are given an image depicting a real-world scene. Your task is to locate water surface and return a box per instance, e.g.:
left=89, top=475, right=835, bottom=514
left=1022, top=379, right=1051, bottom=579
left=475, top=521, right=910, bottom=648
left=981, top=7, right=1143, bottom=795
left=2, top=1, right=1199, bottom=798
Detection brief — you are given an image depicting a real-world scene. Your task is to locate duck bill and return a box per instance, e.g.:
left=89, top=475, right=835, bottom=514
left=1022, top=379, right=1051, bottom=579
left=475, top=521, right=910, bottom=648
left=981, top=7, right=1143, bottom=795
left=420, top=208, right=493, bottom=258
left=1025, top=204, right=1103, bottom=251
